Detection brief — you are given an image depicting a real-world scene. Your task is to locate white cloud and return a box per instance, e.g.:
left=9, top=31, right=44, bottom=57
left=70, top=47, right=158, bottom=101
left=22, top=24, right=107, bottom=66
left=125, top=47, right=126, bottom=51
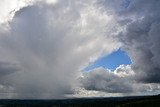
left=115, top=65, right=135, bottom=77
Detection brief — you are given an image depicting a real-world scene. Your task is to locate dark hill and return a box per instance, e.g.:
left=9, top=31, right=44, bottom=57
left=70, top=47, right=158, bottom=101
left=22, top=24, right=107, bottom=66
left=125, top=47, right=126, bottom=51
left=0, top=95, right=160, bottom=107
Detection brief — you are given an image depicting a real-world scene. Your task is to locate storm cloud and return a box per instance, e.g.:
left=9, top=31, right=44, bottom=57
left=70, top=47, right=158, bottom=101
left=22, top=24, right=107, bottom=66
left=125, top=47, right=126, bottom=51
left=0, top=0, right=160, bottom=98
left=80, top=0, right=160, bottom=96
left=119, top=0, right=160, bottom=83
left=0, top=0, right=121, bottom=98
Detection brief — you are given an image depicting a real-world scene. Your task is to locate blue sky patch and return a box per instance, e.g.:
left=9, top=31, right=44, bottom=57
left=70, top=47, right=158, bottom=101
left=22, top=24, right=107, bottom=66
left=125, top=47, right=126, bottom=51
left=84, top=49, right=131, bottom=71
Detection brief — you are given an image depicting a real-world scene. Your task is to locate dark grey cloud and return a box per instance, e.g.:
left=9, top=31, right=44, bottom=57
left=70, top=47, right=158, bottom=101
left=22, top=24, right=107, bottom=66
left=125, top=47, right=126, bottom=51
left=79, top=0, right=160, bottom=95
left=81, top=66, right=134, bottom=93
left=119, top=0, right=160, bottom=83
left=0, top=61, right=20, bottom=76
left=80, top=65, right=160, bottom=96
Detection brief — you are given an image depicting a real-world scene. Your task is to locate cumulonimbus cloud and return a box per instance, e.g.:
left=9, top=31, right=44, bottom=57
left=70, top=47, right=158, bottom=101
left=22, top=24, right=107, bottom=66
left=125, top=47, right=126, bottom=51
left=0, top=0, right=121, bottom=98
left=0, top=0, right=160, bottom=98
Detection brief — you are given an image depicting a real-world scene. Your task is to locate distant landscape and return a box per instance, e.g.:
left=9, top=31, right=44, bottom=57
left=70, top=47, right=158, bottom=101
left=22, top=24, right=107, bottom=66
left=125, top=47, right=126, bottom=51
left=0, top=95, right=160, bottom=107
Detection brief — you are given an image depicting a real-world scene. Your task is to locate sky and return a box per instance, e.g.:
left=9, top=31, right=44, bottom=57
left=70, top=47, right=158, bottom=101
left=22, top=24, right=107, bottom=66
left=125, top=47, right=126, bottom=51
left=84, top=49, right=131, bottom=71
left=0, top=0, right=160, bottom=99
